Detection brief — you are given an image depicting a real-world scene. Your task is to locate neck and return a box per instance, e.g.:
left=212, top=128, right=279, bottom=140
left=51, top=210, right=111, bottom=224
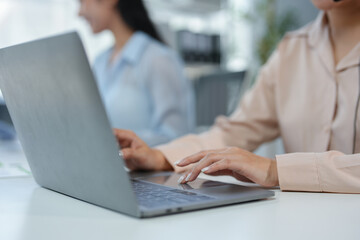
left=326, top=5, right=360, bottom=64
left=327, top=5, right=360, bottom=36
left=108, top=14, right=134, bottom=56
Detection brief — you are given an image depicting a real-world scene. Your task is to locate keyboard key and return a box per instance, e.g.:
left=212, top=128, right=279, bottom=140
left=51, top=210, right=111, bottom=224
left=131, top=180, right=214, bottom=208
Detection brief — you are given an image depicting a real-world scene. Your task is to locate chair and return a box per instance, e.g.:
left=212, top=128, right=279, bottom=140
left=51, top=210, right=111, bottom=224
left=0, top=103, right=15, bottom=140
left=193, top=71, right=246, bottom=130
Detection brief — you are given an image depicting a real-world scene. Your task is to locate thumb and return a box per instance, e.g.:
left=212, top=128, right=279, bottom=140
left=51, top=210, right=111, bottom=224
left=120, top=148, right=137, bottom=171
left=121, top=148, right=141, bottom=162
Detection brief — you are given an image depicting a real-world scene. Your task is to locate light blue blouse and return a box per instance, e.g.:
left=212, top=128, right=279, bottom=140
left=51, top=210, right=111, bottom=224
left=93, top=32, right=195, bottom=146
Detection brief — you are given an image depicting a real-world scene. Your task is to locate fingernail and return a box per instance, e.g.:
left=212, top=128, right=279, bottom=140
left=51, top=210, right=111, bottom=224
left=178, top=175, right=185, bottom=184
left=185, top=173, right=192, bottom=182
left=119, top=151, right=123, bottom=157
left=201, top=166, right=210, bottom=173
left=174, top=160, right=182, bottom=166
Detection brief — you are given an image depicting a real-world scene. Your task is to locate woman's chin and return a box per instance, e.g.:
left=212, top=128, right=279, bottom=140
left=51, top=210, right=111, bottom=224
left=89, top=24, right=105, bottom=34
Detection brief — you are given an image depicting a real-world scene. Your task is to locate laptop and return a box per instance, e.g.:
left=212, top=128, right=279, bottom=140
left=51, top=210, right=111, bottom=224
left=0, top=32, right=274, bottom=218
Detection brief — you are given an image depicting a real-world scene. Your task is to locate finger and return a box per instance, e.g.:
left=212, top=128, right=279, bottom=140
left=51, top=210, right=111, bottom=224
left=204, top=169, right=233, bottom=176
left=177, top=170, right=191, bottom=184
left=205, top=170, right=253, bottom=183
left=202, top=159, right=238, bottom=175
left=114, top=129, right=136, bottom=141
left=175, top=149, right=227, bottom=167
left=118, top=139, right=132, bottom=149
left=113, top=129, right=138, bottom=148
left=184, top=154, right=227, bottom=183
left=113, top=128, right=134, bottom=137
left=233, top=175, right=254, bottom=183
left=174, top=151, right=208, bottom=167
left=124, top=158, right=137, bottom=171
left=121, top=148, right=145, bottom=171
left=178, top=166, right=202, bottom=184
left=121, top=148, right=139, bottom=161
left=178, top=165, right=232, bottom=184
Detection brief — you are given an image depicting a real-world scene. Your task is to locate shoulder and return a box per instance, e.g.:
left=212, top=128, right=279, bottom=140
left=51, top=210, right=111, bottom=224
left=263, top=19, right=318, bottom=72
left=283, top=22, right=312, bottom=40
left=142, top=38, right=181, bottom=68
left=139, top=39, right=186, bottom=85
left=277, top=20, right=315, bottom=56
left=258, top=20, right=317, bottom=82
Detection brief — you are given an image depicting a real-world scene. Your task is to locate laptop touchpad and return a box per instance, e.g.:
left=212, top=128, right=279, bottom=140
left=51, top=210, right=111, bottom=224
left=139, top=173, right=227, bottom=190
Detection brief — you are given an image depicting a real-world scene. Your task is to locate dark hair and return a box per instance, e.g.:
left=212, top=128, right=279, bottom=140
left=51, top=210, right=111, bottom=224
left=116, top=0, right=164, bottom=44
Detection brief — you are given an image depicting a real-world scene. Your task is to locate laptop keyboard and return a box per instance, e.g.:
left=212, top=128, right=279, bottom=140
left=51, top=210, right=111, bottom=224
left=132, top=180, right=215, bottom=208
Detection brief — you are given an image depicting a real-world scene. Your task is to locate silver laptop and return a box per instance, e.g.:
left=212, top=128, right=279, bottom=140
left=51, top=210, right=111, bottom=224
left=0, top=32, right=274, bottom=218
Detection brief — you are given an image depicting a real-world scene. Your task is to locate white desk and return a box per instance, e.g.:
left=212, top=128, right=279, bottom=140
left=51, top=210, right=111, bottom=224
left=1, top=145, right=360, bottom=240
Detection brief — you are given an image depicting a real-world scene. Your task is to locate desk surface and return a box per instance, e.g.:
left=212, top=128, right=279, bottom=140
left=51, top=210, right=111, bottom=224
left=1, top=145, right=360, bottom=240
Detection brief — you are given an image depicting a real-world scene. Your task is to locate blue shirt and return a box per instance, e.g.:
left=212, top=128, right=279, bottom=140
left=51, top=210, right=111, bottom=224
left=93, top=32, right=195, bottom=146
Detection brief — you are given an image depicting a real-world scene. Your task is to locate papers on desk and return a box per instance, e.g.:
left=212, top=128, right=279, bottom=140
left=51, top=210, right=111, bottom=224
left=0, top=140, right=32, bottom=178
left=0, top=89, right=4, bottom=104
left=0, top=160, right=31, bottom=178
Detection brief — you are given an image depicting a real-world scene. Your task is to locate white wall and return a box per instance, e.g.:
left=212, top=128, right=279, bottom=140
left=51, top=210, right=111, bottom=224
left=0, top=0, right=113, bottom=63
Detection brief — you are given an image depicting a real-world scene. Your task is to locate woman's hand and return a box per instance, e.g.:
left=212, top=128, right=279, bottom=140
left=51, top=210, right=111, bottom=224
left=113, top=129, right=173, bottom=171
left=176, top=147, right=279, bottom=187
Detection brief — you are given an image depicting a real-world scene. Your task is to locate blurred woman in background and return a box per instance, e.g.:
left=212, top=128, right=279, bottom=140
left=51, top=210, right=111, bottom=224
left=78, top=0, right=194, bottom=146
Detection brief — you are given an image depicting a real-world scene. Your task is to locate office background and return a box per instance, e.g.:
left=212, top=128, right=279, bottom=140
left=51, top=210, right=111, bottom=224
left=0, top=0, right=318, bottom=157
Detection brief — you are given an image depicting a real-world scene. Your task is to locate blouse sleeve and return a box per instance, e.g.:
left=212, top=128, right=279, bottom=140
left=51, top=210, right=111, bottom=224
left=277, top=151, right=360, bottom=193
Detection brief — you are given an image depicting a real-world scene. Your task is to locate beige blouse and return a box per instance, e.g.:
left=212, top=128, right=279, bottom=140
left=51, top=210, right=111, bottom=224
left=157, top=12, right=360, bottom=193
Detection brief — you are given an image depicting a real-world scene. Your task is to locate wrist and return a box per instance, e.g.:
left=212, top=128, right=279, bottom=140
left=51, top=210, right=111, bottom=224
left=153, top=149, right=173, bottom=171
left=269, top=159, right=279, bottom=186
